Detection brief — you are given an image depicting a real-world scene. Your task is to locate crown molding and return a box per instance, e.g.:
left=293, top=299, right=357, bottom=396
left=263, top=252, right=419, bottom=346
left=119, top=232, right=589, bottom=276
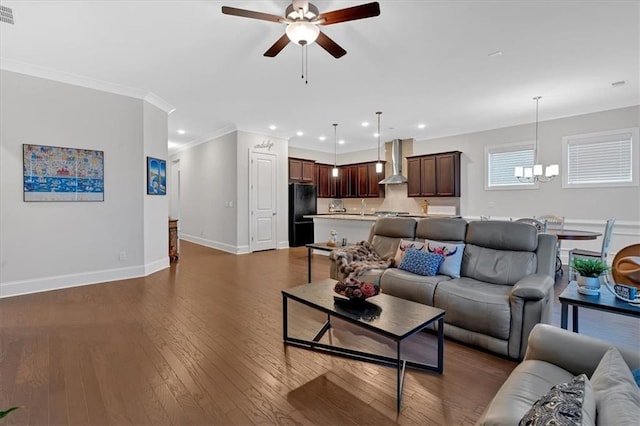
left=169, top=125, right=238, bottom=155
left=0, top=57, right=175, bottom=114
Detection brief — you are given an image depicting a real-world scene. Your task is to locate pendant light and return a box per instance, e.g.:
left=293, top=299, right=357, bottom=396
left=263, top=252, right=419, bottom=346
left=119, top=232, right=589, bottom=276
left=332, top=123, right=339, bottom=177
left=514, top=96, right=559, bottom=183
left=375, top=111, right=383, bottom=173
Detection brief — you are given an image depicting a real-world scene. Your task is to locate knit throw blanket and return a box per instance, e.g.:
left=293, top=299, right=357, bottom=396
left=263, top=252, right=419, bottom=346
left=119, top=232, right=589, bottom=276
left=329, top=241, right=394, bottom=281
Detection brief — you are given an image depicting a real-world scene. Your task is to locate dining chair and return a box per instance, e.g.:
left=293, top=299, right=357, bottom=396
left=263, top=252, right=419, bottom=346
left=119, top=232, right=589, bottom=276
left=568, top=218, right=616, bottom=281
left=515, top=218, right=547, bottom=232
left=537, top=215, right=565, bottom=276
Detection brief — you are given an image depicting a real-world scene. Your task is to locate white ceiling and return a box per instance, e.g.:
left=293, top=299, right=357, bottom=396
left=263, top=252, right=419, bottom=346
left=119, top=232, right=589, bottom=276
left=1, top=1, right=638, bottom=154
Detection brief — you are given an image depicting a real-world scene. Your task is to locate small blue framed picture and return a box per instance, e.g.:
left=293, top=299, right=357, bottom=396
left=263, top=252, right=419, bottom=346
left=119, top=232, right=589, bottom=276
left=146, top=156, right=166, bottom=195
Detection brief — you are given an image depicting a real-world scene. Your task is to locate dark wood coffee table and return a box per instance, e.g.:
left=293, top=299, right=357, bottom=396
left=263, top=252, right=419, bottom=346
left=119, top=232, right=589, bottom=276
left=282, top=278, right=445, bottom=412
left=559, top=280, right=640, bottom=332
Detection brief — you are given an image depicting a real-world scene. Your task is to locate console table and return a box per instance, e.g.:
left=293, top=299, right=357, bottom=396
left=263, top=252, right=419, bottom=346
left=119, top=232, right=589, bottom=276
left=169, top=219, right=179, bottom=262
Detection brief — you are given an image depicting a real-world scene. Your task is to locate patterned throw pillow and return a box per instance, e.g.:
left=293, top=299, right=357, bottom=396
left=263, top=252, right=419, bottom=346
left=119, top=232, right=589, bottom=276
left=519, top=374, right=594, bottom=426
left=398, top=248, right=444, bottom=276
left=423, top=239, right=465, bottom=278
left=394, top=239, right=425, bottom=266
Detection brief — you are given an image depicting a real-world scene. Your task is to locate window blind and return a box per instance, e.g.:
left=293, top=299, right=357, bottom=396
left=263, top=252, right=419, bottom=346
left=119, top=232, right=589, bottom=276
left=488, top=147, right=534, bottom=187
left=566, top=132, right=632, bottom=185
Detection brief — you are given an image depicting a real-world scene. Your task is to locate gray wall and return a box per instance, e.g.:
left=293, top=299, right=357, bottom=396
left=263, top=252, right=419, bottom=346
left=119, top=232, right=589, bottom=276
left=0, top=70, right=168, bottom=297
left=413, top=106, right=640, bottom=222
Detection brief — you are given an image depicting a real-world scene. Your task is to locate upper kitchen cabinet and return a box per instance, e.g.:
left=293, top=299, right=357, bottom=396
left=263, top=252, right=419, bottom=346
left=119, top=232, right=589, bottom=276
left=366, top=163, right=385, bottom=197
left=407, top=151, right=461, bottom=197
left=316, top=161, right=384, bottom=198
left=288, top=158, right=315, bottom=183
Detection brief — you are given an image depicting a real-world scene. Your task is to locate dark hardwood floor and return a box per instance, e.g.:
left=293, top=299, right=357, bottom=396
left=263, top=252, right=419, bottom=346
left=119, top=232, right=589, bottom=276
left=1, top=241, right=638, bottom=425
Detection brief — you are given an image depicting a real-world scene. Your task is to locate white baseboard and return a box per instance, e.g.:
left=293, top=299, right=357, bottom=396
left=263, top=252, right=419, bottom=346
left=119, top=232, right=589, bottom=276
left=145, top=257, right=170, bottom=275
left=180, top=233, right=240, bottom=254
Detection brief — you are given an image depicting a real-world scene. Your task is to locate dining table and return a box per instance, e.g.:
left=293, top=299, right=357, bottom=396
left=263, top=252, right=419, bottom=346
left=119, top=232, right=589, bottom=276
left=546, top=229, right=602, bottom=275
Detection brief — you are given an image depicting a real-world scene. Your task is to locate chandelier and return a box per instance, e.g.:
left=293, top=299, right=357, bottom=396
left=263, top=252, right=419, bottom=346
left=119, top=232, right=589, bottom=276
left=514, top=96, right=559, bottom=183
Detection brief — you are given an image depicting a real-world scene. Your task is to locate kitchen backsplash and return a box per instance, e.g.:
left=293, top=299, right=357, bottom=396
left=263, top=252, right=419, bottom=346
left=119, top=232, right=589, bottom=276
left=317, top=184, right=459, bottom=215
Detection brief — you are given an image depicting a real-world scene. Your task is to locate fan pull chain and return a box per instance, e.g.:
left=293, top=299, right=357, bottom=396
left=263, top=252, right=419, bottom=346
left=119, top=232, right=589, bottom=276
left=300, top=44, right=309, bottom=84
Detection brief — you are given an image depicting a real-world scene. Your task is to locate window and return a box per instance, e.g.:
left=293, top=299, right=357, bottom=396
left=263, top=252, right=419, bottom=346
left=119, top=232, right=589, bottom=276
left=562, top=128, right=639, bottom=188
left=485, top=143, right=536, bottom=189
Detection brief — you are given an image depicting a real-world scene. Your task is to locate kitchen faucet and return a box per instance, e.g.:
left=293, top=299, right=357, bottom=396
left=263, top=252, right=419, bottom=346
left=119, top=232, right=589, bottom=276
left=361, top=199, right=366, bottom=215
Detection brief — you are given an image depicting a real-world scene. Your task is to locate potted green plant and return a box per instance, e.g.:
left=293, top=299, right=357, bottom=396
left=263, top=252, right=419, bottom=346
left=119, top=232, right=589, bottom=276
left=571, top=258, right=610, bottom=295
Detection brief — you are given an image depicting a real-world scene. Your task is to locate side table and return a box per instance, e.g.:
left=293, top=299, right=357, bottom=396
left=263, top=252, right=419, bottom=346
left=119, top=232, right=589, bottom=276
left=559, top=280, right=640, bottom=332
left=305, top=242, right=342, bottom=283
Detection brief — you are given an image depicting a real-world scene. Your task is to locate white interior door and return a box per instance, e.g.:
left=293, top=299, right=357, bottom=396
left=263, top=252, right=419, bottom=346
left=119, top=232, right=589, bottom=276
left=250, top=152, right=277, bottom=252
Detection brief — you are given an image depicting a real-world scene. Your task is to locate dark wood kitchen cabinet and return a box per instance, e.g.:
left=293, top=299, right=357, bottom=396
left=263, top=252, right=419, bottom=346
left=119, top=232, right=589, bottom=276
left=407, top=151, right=461, bottom=197
left=316, top=164, right=334, bottom=198
left=367, top=163, right=385, bottom=197
left=288, top=158, right=315, bottom=183
left=316, top=161, right=385, bottom=199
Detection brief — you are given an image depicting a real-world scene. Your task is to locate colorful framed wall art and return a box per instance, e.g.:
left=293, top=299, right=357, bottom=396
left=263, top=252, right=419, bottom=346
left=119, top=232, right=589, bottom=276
left=23, top=144, right=105, bottom=202
left=147, top=156, right=166, bottom=195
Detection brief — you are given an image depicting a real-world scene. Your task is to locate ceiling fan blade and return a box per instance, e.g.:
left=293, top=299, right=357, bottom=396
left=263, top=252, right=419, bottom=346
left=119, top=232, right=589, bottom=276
left=318, top=2, right=380, bottom=26
left=264, top=34, right=291, bottom=57
left=221, top=6, right=283, bottom=23
left=316, top=31, right=347, bottom=58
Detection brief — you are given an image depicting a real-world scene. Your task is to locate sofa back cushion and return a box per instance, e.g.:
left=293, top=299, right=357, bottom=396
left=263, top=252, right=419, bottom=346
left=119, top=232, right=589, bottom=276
left=462, top=245, right=537, bottom=285
left=415, top=217, right=467, bottom=242
left=465, top=220, right=538, bottom=251
left=462, top=221, right=539, bottom=285
left=369, top=217, right=417, bottom=260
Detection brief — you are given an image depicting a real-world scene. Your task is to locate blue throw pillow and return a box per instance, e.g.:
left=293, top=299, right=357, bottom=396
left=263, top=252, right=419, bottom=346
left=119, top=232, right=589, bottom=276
left=398, top=248, right=444, bottom=276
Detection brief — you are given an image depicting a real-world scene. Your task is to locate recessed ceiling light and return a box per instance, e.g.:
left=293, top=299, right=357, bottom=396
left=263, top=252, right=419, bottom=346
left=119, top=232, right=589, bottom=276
left=269, top=125, right=277, bottom=130
left=488, top=50, right=503, bottom=57
left=177, top=129, right=186, bottom=135
left=373, top=133, right=379, bottom=137
left=418, top=124, right=426, bottom=129
left=339, top=140, right=345, bottom=145
left=361, top=122, right=369, bottom=127
left=611, top=80, right=627, bottom=87
left=296, top=131, right=304, bottom=136
left=319, top=136, right=326, bottom=141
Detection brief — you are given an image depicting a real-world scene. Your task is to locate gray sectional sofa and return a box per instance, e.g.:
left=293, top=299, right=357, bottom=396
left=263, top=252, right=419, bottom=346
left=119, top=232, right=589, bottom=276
left=478, top=323, right=640, bottom=425
left=329, top=217, right=558, bottom=360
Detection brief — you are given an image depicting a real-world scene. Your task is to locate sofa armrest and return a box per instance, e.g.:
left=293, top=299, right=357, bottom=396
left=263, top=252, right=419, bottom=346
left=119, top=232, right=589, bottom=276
left=524, top=323, right=640, bottom=377
left=511, top=274, right=554, bottom=300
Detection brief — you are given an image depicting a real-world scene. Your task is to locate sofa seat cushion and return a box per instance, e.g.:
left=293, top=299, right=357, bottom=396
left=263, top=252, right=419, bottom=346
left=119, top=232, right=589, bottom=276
left=380, top=268, right=450, bottom=306
left=480, top=360, right=577, bottom=426
left=433, top=277, right=512, bottom=340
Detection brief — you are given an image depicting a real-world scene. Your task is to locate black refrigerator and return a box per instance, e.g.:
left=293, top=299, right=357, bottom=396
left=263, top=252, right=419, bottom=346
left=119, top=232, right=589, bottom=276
left=289, top=183, right=317, bottom=247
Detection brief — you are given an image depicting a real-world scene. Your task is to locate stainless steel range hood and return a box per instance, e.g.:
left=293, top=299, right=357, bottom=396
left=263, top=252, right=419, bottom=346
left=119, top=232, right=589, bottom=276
left=379, top=139, right=408, bottom=184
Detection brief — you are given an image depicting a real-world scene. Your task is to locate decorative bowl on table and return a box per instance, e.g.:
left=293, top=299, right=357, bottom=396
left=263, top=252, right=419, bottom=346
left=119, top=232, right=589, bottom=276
left=334, top=278, right=380, bottom=303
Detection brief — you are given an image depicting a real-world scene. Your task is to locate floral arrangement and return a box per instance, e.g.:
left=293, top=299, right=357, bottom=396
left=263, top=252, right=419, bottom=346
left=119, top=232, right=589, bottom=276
left=334, top=278, right=380, bottom=300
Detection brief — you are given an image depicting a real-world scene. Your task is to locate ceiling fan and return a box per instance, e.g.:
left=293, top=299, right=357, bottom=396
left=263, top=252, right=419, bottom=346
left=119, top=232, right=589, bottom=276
left=221, top=0, right=381, bottom=58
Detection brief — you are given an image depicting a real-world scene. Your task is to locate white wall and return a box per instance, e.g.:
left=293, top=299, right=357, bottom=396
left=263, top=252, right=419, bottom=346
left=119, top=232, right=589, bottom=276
left=0, top=70, right=168, bottom=297
left=170, top=131, right=289, bottom=253
left=143, top=102, right=170, bottom=273
left=171, top=131, right=239, bottom=252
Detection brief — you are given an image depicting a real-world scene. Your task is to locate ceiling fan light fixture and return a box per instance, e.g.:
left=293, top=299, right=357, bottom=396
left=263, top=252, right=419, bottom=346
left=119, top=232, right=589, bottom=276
left=285, top=21, right=320, bottom=45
